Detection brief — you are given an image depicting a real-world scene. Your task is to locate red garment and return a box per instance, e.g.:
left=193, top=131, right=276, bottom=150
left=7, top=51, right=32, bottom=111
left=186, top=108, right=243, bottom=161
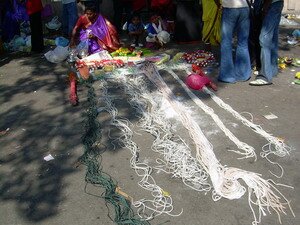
left=151, top=0, right=172, bottom=8
left=26, top=0, right=43, bottom=15
left=132, top=0, right=147, bottom=11
left=75, top=15, right=91, bottom=30
left=75, top=15, right=120, bottom=52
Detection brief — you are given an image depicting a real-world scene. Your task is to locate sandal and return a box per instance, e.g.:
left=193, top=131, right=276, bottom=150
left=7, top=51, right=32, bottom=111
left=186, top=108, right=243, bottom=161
left=249, top=79, right=272, bottom=86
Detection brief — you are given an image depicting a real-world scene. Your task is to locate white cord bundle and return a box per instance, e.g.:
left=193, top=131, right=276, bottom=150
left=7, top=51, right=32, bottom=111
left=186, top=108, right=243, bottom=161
left=99, top=80, right=180, bottom=220
left=141, top=63, right=294, bottom=225
left=161, top=63, right=291, bottom=162
left=203, top=87, right=291, bottom=159
left=122, top=74, right=211, bottom=193
left=166, top=68, right=256, bottom=160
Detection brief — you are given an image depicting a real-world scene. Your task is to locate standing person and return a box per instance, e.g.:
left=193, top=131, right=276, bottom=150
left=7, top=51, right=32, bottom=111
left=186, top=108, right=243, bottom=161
left=218, top=0, right=251, bottom=83
left=249, top=0, right=284, bottom=86
left=62, top=0, right=78, bottom=37
left=248, top=0, right=264, bottom=73
left=202, top=0, right=222, bottom=46
left=25, top=0, right=44, bottom=53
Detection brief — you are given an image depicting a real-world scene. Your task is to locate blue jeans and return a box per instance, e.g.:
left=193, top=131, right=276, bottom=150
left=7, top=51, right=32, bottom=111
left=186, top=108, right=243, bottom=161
left=258, top=1, right=283, bottom=82
left=219, top=7, right=251, bottom=83
left=62, top=2, right=78, bottom=36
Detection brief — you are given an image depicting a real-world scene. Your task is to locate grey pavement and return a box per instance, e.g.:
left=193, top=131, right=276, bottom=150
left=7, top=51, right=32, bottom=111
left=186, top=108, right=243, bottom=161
left=0, top=26, right=300, bottom=225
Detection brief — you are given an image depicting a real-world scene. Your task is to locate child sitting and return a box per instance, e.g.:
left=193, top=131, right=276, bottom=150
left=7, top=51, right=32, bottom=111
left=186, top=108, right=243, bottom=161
left=146, top=14, right=170, bottom=48
left=128, top=14, right=145, bottom=47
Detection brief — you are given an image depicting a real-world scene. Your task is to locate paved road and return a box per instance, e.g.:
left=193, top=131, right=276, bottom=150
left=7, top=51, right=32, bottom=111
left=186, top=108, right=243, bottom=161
left=0, top=26, right=299, bottom=225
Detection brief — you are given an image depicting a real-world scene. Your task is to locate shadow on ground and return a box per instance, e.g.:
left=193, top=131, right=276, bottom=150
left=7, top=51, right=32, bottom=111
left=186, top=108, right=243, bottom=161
left=0, top=55, right=85, bottom=222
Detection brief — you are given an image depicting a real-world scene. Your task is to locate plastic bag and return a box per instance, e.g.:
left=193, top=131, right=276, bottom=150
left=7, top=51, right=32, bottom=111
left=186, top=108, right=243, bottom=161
left=157, top=31, right=170, bottom=44
left=76, top=40, right=89, bottom=58
left=292, top=29, right=300, bottom=39
left=44, top=46, right=69, bottom=63
left=55, top=37, right=69, bottom=47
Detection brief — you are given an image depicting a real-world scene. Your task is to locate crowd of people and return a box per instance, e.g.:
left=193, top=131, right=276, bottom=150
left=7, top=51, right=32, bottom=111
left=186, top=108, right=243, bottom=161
left=0, top=0, right=284, bottom=86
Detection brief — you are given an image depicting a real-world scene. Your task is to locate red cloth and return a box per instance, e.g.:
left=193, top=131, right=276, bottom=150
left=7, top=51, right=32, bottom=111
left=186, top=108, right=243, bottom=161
left=26, top=0, right=43, bottom=15
left=151, top=0, right=172, bottom=8
left=132, top=0, right=147, bottom=11
left=75, top=15, right=91, bottom=30
left=75, top=14, right=120, bottom=52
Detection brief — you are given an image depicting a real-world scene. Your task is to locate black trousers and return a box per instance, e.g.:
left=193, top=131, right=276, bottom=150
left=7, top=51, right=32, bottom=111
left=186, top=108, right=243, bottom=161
left=29, top=11, right=44, bottom=53
left=249, top=13, right=262, bottom=70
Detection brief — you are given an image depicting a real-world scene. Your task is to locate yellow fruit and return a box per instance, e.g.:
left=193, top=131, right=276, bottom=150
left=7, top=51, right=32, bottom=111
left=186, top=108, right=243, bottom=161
left=278, top=63, right=286, bottom=69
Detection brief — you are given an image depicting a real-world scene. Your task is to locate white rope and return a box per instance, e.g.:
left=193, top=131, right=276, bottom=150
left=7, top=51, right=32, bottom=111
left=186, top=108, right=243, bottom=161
left=162, top=63, right=291, bottom=162
left=99, top=80, right=182, bottom=220
left=141, top=62, right=294, bottom=225
left=165, top=68, right=257, bottom=160
left=203, top=87, right=291, bottom=159
left=122, top=74, right=211, bottom=193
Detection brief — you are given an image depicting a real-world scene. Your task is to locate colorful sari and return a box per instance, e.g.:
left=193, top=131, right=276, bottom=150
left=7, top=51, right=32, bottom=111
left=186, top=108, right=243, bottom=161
left=202, top=0, right=221, bottom=45
left=77, top=14, right=120, bottom=54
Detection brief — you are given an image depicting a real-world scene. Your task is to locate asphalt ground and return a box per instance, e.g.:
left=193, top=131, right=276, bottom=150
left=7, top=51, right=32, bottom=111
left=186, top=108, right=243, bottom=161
left=0, top=26, right=299, bottom=225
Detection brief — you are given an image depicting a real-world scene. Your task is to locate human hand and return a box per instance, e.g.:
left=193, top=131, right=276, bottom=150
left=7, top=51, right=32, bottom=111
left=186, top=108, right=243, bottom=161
left=70, top=39, right=76, bottom=48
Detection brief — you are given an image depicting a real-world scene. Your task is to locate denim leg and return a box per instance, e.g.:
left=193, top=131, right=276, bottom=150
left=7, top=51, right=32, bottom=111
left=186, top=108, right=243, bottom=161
left=259, top=1, right=283, bottom=82
left=62, top=4, right=68, bottom=36
left=270, top=4, right=283, bottom=76
left=219, top=8, right=236, bottom=83
left=67, top=2, right=78, bottom=36
left=235, top=7, right=251, bottom=81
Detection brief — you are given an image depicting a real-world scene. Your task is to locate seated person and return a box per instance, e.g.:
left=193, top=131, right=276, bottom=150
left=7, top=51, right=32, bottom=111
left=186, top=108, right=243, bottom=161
left=146, top=14, right=170, bottom=48
left=128, top=13, right=144, bottom=47
left=70, top=5, right=120, bottom=54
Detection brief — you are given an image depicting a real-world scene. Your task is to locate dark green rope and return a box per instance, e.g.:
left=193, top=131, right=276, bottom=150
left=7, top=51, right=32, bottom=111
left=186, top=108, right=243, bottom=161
left=79, top=79, right=150, bottom=225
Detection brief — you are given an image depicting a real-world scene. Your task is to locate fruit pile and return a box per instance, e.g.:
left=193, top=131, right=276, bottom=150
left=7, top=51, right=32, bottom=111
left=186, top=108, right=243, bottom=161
left=182, top=50, right=215, bottom=67
left=111, top=47, right=143, bottom=57
left=278, top=57, right=300, bottom=69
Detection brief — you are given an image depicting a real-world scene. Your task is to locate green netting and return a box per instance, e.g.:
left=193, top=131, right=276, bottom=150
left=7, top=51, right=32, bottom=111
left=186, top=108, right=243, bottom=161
left=79, top=79, right=150, bottom=225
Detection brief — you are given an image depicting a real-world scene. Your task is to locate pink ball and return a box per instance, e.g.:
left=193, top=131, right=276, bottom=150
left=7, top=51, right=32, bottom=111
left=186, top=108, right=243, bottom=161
left=185, top=73, right=211, bottom=90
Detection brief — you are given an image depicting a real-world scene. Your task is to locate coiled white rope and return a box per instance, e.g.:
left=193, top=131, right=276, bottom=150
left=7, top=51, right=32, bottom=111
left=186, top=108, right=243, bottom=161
left=99, top=80, right=182, bottom=220
left=141, top=63, right=294, bottom=225
left=122, top=74, right=211, bottom=193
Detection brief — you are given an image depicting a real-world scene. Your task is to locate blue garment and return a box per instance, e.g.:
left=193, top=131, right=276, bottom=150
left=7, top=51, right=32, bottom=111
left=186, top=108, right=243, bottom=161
left=62, top=2, right=78, bottom=36
left=219, top=7, right=251, bottom=83
left=2, top=0, right=28, bottom=42
left=257, top=1, right=283, bottom=82
left=146, top=22, right=162, bottom=38
left=128, top=23, right=144, bottom=33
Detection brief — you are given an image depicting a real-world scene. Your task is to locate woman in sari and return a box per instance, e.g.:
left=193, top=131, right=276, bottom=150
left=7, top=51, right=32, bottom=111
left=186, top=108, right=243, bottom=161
left=70, top=5, right=120, bottom=54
